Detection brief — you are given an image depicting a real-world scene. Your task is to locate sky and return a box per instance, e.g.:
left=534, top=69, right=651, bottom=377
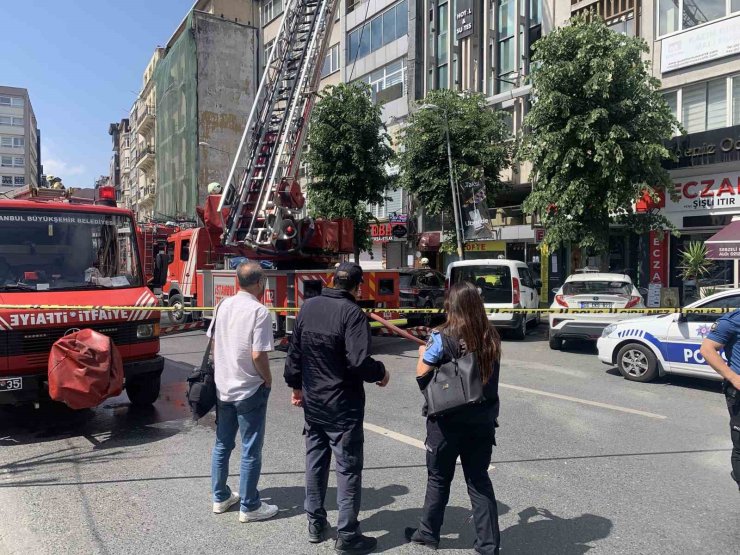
left=1, top=0, right=196, bottom=188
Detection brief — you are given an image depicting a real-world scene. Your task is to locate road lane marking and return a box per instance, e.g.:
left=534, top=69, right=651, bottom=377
left=363, top=422, right=426, bottom=450
left=499, top=383, right=667, bottom=420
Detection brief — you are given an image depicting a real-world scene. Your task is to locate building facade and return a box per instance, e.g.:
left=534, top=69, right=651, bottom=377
left=117, top=0, right=259, bottom=222
left=0, top=86, right=39, bottom=189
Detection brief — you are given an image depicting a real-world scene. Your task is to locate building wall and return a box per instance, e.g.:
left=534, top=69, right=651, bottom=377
left=0, top=86, right=38, bottom=189
left=195, top=12, right=259, bottom=206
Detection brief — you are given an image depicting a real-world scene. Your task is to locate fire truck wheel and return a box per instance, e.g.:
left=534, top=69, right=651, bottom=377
left=168, top=293, right=191, bottom=324
left=126, top=372, right=161, bottom=406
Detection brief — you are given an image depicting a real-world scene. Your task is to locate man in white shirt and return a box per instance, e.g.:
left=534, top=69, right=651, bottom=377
left=208, top=261, right=278, bottom=522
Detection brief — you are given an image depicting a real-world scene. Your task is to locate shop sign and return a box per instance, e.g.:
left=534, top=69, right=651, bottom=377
left=370, top=222, right=406, bottom=242
left=455, top=0, right=474, bottom=40
left=667, top=171, right=740, bottom=213
left=534, top=228, right=545, bottom=243
left=459, top=180, right=495, bottom=240
left=664, top=125, right=740, bottom=169
left=389, top=213, right=407, bottom=224
left=464, top=240, right=506, bottom=252
left=649, top=231, right=668, bottom=286
left=661, top=15, right=740, bottom=73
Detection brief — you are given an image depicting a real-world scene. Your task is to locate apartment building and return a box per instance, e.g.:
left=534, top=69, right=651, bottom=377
left=260, top=0, right=413, bottom=268
left=0, top=86, right=39, bottom=189
left=117, top=0, right=259, bottom=221
left=108, top=118, right=131, bottom=204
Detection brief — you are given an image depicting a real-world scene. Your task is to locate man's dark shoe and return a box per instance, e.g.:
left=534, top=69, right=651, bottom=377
left=308, top=520, right=330, bottom=544
left=732, top=471, right=740, bottom=491
left=404, top=527, right=439, bottom=550
left=334, top=533, right=377, bottom=555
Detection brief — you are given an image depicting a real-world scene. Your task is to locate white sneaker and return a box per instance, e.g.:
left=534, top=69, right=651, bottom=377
left=239, top=502, right=279, bottom=522
left=213, top=491, right=240, bottom=514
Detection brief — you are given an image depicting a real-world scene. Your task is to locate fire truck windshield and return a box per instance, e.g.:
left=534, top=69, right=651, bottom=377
left=0, top=209, right=142, bottom=291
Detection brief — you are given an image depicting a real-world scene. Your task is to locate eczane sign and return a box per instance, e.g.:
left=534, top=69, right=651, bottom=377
left=667, top=171, right=740, bottom=213
left=661, top=15, right=740, bottom=73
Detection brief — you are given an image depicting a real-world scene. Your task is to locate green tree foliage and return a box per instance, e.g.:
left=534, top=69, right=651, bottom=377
left=398, top=89, right=511, bottom=219
left=520, top=15, right=679, bottom=256
left=305, top=82, right=394, bottom=261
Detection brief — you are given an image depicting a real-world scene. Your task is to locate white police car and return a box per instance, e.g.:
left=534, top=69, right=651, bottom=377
left=597, top=289, right=740, bottom=382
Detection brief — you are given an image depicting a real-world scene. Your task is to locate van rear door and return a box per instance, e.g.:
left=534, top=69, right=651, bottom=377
left=450, top=264, right=515, bottom=324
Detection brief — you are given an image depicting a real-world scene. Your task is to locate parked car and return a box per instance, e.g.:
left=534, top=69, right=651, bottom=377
left=548, top=273, right=645, bottom=350
left=446, top=259, right=540, bottom=340
left=597, top=288, right=740, bottom=383
left=398, top=268, right=446, bottom=326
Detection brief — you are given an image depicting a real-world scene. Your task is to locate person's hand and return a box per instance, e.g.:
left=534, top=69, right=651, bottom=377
left=291, top=389, right=303, bottom=407
left=731, top=374, right=740, bottom=391
left=376, top=369, right=390, bottom=387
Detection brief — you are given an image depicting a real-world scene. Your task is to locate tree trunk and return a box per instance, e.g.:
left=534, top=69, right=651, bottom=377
left=354, top=247, right=360, bottom=264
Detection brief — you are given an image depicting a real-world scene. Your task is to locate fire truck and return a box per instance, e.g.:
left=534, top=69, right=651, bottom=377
left=0, top=185, right=164, bottom=406
left=154, top=0, right=402, bottom=329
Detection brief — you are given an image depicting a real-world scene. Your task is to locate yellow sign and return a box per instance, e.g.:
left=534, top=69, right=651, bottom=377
left=464, top=240, right=506, bottom=252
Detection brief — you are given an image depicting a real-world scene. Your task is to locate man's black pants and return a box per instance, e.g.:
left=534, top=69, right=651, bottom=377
left=304, top=421, right=364, bottom=539
left=417, top=417, right=500, bottom=555
left=723, top=381, right=740, bottom=488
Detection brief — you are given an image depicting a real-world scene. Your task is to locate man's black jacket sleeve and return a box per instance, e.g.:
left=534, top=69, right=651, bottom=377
left=284, top=311, right=303, bottom=389
left=345, top=308, right=386, bottom=383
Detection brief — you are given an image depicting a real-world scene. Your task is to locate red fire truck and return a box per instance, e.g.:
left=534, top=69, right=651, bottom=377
left=156, top=196, right=400, bottom=330
left=0, top=185, right=164, bottom=406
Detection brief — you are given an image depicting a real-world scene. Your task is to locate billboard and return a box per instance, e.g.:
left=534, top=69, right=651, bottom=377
left=459, top=180, right=494, bottom=240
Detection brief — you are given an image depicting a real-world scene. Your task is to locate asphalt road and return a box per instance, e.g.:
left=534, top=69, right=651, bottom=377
left=1, top=325, right=737, bottom=554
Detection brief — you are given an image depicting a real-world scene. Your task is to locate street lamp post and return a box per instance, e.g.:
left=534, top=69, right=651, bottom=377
left=418, top=104, right=465, bottom=260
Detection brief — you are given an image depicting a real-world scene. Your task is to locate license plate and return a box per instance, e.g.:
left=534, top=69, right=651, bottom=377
left=580, top=302, right=611, bottom=308
left=0, top=377, right=22, bottom=391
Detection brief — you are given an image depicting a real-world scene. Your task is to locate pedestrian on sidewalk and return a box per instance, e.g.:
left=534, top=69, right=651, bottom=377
left=284, top=262, right=389, bottom=555
left=406, top=281, right=502, bottom=554
left=208, top=261, right=278, bottom=522
left=700, top=311, right=740, bottom=492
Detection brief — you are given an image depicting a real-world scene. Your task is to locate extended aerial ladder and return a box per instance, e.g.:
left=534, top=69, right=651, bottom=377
left=217, top=0, right=340, bottom=253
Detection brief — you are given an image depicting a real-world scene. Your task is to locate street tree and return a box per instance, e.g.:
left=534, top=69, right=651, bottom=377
left=397, top=89, right=511, bottom=249
left=305, top=82, right=394, bottom=261
left=520, top=15, right=679, bottom=262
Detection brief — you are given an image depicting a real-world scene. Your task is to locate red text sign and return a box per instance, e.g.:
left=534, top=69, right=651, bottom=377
left=649, top=231, right=668, bottom=285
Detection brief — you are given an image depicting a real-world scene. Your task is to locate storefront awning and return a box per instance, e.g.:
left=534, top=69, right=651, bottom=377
left=706, top=220, right=740, bottom=259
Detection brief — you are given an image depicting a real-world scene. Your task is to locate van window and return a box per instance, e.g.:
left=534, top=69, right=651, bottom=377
left=519, top=267, right=534, bottom=289
left=451, top=265, right=512, bottom=304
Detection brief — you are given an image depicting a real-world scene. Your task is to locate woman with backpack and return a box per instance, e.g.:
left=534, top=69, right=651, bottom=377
left=405, top=281, right=502, bottom=554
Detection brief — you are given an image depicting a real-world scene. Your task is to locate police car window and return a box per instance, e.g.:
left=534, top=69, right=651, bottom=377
left=700, top=295, right=740, bottom=310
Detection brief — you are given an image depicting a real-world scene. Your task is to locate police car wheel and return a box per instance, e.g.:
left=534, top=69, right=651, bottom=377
left=616, top=343, right=658, bottom=382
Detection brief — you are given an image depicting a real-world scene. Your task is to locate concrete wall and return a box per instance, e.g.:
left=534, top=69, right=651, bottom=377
left=194, top=11, right=258, bottom=206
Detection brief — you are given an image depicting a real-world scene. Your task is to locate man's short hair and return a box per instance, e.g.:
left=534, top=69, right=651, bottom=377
left=237, top=261, right=264, bottom=289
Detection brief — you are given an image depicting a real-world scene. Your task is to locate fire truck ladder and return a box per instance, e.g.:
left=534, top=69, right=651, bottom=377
left=218, top=0, right=339, bottom=251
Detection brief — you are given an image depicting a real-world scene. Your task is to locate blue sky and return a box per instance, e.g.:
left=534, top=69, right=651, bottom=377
left=1, top=1, right=195, bottom=188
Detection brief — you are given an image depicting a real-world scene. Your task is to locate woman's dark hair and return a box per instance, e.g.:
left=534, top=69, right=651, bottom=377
left=438, top=281, right=501, bottom=383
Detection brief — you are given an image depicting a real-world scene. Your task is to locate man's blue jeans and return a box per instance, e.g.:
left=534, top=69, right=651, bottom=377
left=211, top=385, right=270, bottom=512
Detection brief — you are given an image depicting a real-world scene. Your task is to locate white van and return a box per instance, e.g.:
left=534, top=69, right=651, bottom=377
left=446, top=259, right=541, bottom=339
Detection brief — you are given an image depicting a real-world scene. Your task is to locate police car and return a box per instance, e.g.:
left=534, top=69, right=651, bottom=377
left=597, top=289, right=740, bottom=382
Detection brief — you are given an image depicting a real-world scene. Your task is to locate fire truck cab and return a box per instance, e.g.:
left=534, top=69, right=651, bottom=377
left=0, top=185, right=164, bottom=406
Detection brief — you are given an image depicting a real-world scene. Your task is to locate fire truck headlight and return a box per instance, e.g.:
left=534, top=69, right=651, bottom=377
left=137, top=323, right=156, bottom=339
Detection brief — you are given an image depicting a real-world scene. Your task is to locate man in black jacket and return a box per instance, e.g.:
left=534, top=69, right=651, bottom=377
left=284, top=262, right=389, bottom=555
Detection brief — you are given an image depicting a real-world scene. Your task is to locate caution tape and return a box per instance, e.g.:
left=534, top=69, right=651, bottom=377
left=0, top=304, right=736, bottom=315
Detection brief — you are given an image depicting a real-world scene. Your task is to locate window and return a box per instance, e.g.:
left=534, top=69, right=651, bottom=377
left=436, top=2, right=449, bottom=88
left=14, top=137, right=24, bottom=148
left=12, top=117, right=22, bottom=126
left=2, top=136, right=24, bottom=148
left=347, top=0, right=367, bottom=14
left=347, top=0, right=408, bottom=62
left=13, top=156, right=23, bottom=168
left=607, top=13, right=635, bottom=36
left=0, top=116, right=10, bottom=125
left=733, top=76, right=740, bottom=125
left=358, top=58, right=407, bottom=103
left=659, top=0, right=737, bottom=36
left=321, top=43, right=340, bottom=77
left=14, top=176, right=24, bottom=185
left=497, top=0, right=516, bottom=93
left=681, top=79, right=726, bottom=133
left=263, top=39, right=275, bottom=72
left=1, top=156, right=11, bottom=167
left=0, top=96, right=20, bottom=106
left=261, top=0, right=283, bottom=26
left=1, top=176, right=11, bottom=185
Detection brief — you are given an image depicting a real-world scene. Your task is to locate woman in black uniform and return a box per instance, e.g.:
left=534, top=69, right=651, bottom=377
left=405, top=281, right=502, bottom=554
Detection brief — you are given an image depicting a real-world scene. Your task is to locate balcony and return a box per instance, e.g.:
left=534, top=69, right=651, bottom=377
left=139, top=184, right=156, bottom=209
left=135, top=144, right=155, bottom=172
left=137, top=106, right=155, bottom=135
